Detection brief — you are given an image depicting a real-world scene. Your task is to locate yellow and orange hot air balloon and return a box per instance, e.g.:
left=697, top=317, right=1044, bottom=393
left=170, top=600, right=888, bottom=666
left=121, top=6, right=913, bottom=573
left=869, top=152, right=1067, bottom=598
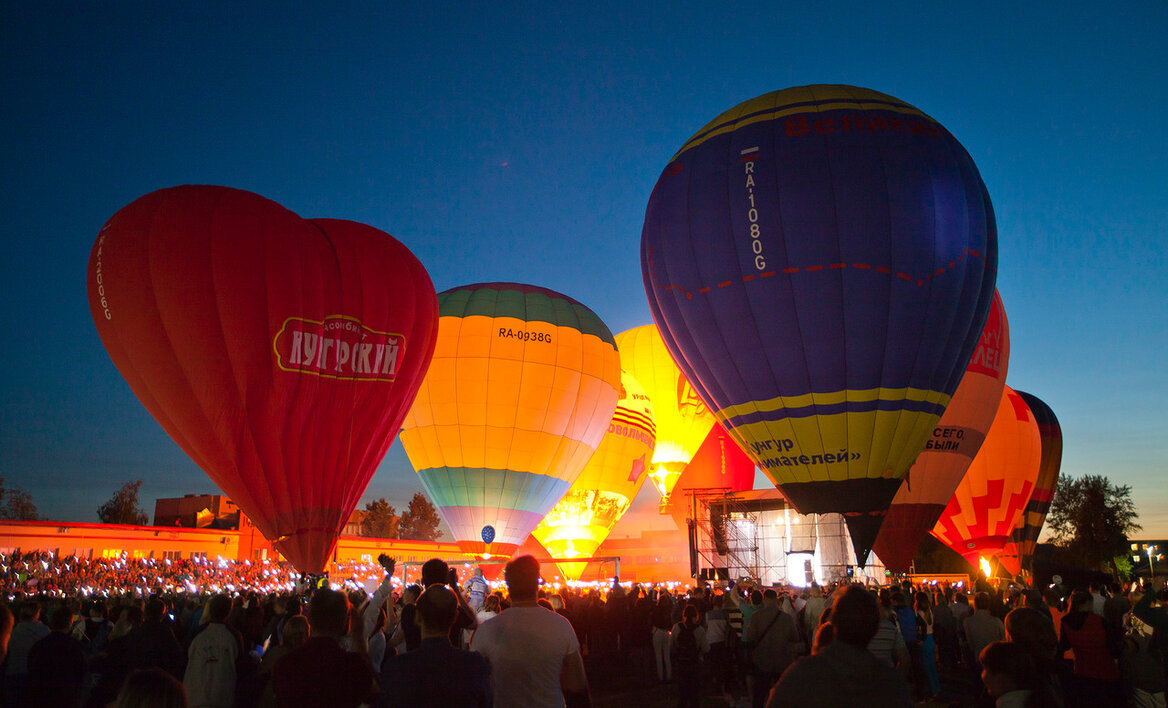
left=531, top=369, right=656, bottom=580
left=931, top=386, right=1041, bottom=574
left=614, top=324, right=715, bottom=509
left=872, top=291, right=1009, bottom=573
left=400, top=283, right=621, bottom=558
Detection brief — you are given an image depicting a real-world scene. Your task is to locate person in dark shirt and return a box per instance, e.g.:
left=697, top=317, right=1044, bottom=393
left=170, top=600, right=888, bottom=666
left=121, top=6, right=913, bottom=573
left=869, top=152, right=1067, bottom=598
left=1058, top=589, right=1121, bottom=708
left=420, top=558, right=478, bottom=648
left=377, top=583, right=491, bottom=707
left=273, top=588, right=379, bottom=708
left=767, top=586, right=911, bottom=708
left=391, top=584, right=423, bottom=652
left=122, top=596, right=187, bottom=679
left=27, top=603, right=87, bottom=707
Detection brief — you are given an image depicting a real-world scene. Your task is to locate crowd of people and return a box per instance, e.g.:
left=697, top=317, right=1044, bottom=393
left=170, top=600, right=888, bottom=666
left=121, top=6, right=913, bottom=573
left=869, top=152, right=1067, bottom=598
left=0, top=546, right=1165, bottom=708
left=0, top=551, right=397, bottom=598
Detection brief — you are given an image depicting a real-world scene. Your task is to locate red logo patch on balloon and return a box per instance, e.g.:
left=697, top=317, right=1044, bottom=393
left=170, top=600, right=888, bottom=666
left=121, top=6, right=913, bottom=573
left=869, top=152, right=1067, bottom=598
left=273, top=315, right=405, bottom=380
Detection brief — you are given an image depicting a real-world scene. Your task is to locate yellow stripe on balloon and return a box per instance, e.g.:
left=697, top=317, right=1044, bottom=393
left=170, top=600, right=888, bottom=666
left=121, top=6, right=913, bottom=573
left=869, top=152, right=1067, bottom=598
left=729, top=408, right=942, bottom=485
left=672, top=85, right=938, bottom=160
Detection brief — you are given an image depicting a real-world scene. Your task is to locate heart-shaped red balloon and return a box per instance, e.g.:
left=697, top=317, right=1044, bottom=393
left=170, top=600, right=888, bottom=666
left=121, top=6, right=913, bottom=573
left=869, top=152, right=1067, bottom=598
left=88, top=186, right=437, bottom=572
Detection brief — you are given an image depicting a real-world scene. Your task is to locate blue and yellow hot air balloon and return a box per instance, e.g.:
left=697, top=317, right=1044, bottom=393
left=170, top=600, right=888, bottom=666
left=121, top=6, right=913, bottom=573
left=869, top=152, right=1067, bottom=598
left=399, top=283, right=621, bottom=558
left=641, top=85, right=998, bottom=561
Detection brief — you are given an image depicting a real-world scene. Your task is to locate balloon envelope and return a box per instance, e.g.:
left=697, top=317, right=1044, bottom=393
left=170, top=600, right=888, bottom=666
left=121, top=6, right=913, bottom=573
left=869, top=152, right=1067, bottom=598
left=1006, top=391, right=1063, bottom=571
left=530, top=369, right=656, bottom=580
left=399, top=283, right=621, bottom=557
left=641, top=85, right=998, bottom=561
left=613, top=325, right=716, bottom=507
left=87, top=186, right=438, bottom=573
left=931, top=386, right=1041, bottom=570
left=667, top=423, right=757, bottom=528
left=873, top=290, right=1009, bottom=573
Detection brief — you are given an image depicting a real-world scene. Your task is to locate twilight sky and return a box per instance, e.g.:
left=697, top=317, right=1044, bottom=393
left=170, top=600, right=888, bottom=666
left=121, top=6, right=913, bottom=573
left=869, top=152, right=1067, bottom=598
left=2, top=3, right=1166, bottom=540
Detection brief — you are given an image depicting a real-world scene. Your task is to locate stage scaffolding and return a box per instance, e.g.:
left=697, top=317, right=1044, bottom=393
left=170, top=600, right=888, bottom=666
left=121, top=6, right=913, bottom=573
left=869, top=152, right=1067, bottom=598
left=682, top=488, right=885, bottom=587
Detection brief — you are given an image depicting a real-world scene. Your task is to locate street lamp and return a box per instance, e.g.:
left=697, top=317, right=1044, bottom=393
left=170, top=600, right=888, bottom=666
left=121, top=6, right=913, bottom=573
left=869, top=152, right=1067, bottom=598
left=1149, top=545, right=1158, bottom=578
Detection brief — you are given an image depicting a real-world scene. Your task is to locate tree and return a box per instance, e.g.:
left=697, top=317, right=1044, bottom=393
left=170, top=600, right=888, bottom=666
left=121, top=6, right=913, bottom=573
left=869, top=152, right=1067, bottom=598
left=913, top=534, right=973, bottom=575
left=359, top=498, right=400, bottom=539
left=97, top=480, right=149, bottom=525
left=1046, top=473, right=1141, bottom=576
left=397, top=492, right=442, bottom=542
left=0, top=478, right=41, bottom=520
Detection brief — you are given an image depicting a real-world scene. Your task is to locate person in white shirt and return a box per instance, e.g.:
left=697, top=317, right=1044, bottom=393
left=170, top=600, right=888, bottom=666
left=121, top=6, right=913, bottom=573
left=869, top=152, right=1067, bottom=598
left=470, top=555, right=589, bottom=708
left=184, top=595, right=240, bottom=708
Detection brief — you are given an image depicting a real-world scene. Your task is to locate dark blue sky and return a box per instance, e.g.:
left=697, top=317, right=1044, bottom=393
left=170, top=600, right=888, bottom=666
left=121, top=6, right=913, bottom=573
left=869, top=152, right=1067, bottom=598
left=3, top=3, right=1166, bottom=537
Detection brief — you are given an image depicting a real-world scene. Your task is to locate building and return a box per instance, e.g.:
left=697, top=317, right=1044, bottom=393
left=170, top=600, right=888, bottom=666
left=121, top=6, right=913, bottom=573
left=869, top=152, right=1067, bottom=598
left=1129, top=540, right=1168, bottom=577
left=0, top=519, right=468, bottom=570
left=153, top=494, right=241, bottom=529
left=155, top=493, right=369, bottom=538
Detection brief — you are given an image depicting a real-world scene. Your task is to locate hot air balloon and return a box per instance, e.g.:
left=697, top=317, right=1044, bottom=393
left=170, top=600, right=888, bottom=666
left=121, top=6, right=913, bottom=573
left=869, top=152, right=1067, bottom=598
left=399, top=283, right=621, bottom=558
left=1006, top=391, right=1062, bottom=571
left=930, top=386, right=1041, bottom=572
left=872, top=290, right=1009, bottom=573
left=87, top=186, right=438, bottom=573
left=641, top=85, right=998, bottom=561
left=530, top=369, right=656, bottom=580
left=667, top=423, right=756, bottom=528
left=614, top=325, right=716, bottom=508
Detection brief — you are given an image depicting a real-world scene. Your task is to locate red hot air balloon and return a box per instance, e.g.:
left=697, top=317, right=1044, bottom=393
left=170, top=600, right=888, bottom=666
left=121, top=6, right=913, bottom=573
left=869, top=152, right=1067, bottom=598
left=667, top=423, right=756, bottom=527
left=872, top=290, right=1009, bottom=573
left=87, top=186, right=437, bottom=573
left=930, top=386, right=1041, bottom=572
left=641, top=86, right=998, bottom=562
left=1006, top=391, right=1062, bottom=572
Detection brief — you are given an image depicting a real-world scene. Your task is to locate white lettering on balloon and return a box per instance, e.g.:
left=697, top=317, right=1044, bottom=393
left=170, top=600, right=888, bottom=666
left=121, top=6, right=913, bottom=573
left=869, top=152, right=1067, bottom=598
left=275, top=316, right=404, bottom=381
left=741, top=147, right=767, bottom=271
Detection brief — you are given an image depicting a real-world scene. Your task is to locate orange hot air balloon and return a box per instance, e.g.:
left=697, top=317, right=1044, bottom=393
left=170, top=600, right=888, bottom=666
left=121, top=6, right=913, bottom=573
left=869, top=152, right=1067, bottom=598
left=87, top=186, right=438, bottom=573
left=1005, top=391, right=1062, bottom=572
left=667, top=423, right=756, bottom=527
left=873, top=291, right=1009, bottom=573
left=531, top=369, right=656, bottom=580
left=399, top=283, right=621, bottom=558
left=614, top=325, right=716, bottom=508
left=931, top=386, right=1040, bottom=572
